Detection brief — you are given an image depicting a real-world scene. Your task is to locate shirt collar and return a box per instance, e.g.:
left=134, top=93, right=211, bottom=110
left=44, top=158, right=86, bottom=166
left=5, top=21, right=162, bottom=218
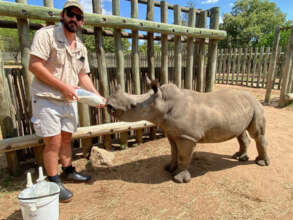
left=55, top=25, right=83, bottom=53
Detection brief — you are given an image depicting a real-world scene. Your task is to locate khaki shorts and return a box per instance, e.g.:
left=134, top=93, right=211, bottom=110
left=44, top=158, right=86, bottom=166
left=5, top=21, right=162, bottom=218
left=31, top=96, right=78, bottom=137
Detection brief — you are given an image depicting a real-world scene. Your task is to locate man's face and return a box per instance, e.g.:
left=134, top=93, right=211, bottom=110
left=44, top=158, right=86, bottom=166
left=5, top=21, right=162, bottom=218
left=62, top=7, right=84, bottom=33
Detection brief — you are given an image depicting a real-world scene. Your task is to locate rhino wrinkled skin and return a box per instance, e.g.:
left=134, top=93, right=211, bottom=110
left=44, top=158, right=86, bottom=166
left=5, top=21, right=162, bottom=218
left=106, top=81, right=269, bottom=183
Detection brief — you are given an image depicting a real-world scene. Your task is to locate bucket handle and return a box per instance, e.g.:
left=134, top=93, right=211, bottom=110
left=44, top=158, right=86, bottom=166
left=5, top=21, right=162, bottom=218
left=18, top=191, right=59, bottom=200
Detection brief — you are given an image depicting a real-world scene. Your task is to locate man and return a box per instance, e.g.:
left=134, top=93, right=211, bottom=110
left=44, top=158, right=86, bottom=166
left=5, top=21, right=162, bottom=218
left=29, top=0, right=106, bottom=202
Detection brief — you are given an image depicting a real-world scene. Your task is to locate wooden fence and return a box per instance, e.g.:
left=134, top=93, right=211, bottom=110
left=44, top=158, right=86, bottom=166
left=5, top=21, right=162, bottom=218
left=0, top=0, right=224, bottom=175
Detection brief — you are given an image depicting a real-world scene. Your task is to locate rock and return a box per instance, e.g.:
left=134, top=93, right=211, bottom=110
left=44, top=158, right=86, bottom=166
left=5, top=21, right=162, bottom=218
left=89, top=147, right=115, bottom=167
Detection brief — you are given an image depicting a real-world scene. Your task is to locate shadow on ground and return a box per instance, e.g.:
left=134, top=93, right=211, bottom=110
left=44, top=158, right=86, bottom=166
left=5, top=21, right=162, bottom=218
left=84, top=151, right=255, bottom=185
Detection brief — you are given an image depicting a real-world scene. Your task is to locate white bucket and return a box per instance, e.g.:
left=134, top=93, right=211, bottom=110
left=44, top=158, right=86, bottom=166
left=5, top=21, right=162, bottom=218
left=18, top=182, right=60, bottom=220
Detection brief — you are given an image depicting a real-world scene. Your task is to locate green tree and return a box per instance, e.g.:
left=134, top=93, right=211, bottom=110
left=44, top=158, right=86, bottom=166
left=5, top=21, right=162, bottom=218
left=219, top=0, right=289, bottom=48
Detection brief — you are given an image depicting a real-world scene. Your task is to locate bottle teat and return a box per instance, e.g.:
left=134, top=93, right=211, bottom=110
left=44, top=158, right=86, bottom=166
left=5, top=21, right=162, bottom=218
left=26, top=172, right=33, bottom=188
left=36, top=166, right=46, bottom=182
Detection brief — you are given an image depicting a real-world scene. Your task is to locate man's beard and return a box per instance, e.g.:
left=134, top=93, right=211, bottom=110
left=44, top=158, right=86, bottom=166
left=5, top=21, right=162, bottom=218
left=63, top=19, right=78, bottom=33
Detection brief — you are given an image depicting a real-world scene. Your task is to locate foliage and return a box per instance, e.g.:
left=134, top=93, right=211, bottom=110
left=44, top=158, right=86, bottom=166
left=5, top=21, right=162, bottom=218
left=219, top=0, right=289, bottom=48
left=82, top=28, right=130, bottom=53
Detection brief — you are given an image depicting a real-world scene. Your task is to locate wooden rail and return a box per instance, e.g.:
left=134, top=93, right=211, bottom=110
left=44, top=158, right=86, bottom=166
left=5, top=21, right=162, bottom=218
left=0, top=121, right=155, bottom=154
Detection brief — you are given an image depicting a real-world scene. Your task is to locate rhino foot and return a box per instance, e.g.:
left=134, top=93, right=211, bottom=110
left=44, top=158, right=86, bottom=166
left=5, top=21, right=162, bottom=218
left=173, top=170, right=191, bottom=183
left=164, top=163, right=177, bottom=173
left=255, top=156, right=270, bottom=166
left=232, top=152, right=249, bottom=161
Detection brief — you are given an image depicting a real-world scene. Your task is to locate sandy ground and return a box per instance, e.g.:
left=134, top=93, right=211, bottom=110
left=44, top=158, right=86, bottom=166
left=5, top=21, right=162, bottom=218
left=1, top=84, right=293, bottom=220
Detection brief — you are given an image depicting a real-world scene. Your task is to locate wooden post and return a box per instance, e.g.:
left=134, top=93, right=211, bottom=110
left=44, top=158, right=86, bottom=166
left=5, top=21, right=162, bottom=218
left=222, top=48, right=228, bottom=84
left=146, top=0, right=155, bottom=80
left=132, top=0, right=143, bottom=144
left=16, top=0, right=32, bottom=118
left=231, top=48, right=237, bottom=85
left=43, top=0, right=54, bottom=26
left=251, top=47, right=258, bottom=87
left=280, top=26, right=293, bottom=107
left=0, top=53, right=20, bottom=176
left=185, top=8, right=195, bottom=89
left=226, top=48, right=232, bottom=84
left=160, top=0, right=168, bottom=84
left=195, top=10, right=207, bottom=92
left=93, top=0, right=111, bottom=149
left=265, top=27, right=281, bottom=104
left=206, top=7, right=220, bottom=92
left=113, top=0, right=125, bottom=91
left=256, top=46, right=264, bottom=88
left=174, top=4, right=182, bottom=88
left=78, top=103, right=92, bottom=157
left=262, top=47, right=271, bottom=88
left=236, top=48, right=242, bottom=85
left=241, top=48, right=248, bottom=85
left=218, top=48, right=224, bottom=84
left=246, top=48, right=253, bottom=86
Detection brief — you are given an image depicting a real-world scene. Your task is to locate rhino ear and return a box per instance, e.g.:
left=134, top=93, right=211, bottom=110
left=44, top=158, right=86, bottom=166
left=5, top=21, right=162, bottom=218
left=151, top=80, right=158, bottom=93
left=145, top=75, right=152, bottom=85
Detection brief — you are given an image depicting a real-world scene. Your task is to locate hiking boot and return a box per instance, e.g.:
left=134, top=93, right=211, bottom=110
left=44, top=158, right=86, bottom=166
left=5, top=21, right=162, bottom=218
left=48, top=175, right=73, bottom=203
left=61, top=166, right=91, bottom=182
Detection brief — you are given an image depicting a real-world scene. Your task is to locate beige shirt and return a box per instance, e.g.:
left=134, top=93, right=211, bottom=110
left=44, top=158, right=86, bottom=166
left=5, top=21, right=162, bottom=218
left=30, top=25, right=90, bottom=100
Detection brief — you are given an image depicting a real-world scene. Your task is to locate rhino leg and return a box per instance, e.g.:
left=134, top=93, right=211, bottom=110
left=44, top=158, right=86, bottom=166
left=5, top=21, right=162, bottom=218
left=164, top=136, right=178, bottom=173
left=248, top=113, right=270, bottom=166
left=172, top=139, right=195, bottom=183
left=232, top=131, right=250, bottom=161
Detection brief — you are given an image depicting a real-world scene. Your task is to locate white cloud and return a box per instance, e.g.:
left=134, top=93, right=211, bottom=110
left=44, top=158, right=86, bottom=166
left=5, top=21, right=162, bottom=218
left=201, top=0, right=219, bottom=4
left=229, top=2, right=234, bottom=7
left=79, top=0, right=111, bottom=14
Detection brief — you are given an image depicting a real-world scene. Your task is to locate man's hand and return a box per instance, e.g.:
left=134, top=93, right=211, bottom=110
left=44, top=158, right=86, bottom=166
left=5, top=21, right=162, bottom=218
left=61, top=84, right=79, bottom=101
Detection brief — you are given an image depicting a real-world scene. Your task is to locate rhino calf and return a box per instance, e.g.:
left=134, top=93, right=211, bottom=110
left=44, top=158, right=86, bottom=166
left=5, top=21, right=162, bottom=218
left=106, top=81, right=269, bottom=183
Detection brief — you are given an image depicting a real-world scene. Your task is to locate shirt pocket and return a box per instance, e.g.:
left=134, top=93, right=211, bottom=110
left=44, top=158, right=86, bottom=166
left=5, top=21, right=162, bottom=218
left=55, top=49, right=66, bottom=67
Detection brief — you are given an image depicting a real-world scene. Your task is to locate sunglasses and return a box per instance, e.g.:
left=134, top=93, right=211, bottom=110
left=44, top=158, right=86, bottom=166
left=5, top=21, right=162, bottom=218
left=66, top=10, right=84, bottom=21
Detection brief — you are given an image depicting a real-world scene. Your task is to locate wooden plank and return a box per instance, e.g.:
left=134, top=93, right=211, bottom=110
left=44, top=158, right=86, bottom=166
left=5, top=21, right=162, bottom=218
left=160, top=1, right=168, bottom=84
left=0, top=121, right=155, bottom=153
left=185, top=8, right=195, bottom=89
left=146, top=0, right=155, bottom=80
left=265, top=27, right=281, bottom=104
left=246, top=48, right=253, bottom=86
left=205, top=7, right=220, bottom=92
left=174, top=4, right=182, bottom=88
left=195, top=10, right=207, bottom=92
left=241, top=48, right=248, bottom=85
left=231, top=48, right=237, bottom=85
left=218, top=48, right=224, bottom=84
left=280, top=26, right=293, bottom=107
left=0, top=2, right=227, bottom=40
left=222, top=48, right=228, bottom=84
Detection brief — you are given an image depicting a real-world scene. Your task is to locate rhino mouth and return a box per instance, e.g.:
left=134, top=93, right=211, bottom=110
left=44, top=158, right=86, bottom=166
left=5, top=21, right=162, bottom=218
left=106, top=104, right=123, bottom=118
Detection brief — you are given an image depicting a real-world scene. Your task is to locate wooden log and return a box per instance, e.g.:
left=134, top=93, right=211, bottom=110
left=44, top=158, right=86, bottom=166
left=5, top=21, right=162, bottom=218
left=185, top=8, right=195, bottom=89
left=265, top=27, right=281, bottom=104
left=205, top=7, right=220, bottom=92
left=146, top=0, right=155, bottom=80
left=0, top=2, right=227, bottom=40
left=195, top=10, right=207, bottom=92
left=280, top=26, right=293, bottom=107
left=33, top=146, right=43, bottom=166
left=246, top=47, right=253, bottom=86
left=276, top=46, right=283, bottom=90
left=93, top=0, right=110, bottom=125
left=174, top=4, right=182, bottom=88
left=135, top=129, right=143, bottom=145
left=251, top=47, right=258, bottom=87
left=160, top=1, right=168, bottom=84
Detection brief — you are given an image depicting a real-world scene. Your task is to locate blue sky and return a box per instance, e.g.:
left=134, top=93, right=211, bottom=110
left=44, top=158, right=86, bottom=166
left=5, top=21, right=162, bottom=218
left=1, top=0, right=293, bottom=23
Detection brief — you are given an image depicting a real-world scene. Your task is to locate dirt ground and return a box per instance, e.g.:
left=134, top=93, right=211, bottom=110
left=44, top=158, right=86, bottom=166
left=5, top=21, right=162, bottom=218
left=1, top=84, right=293, bottom=220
